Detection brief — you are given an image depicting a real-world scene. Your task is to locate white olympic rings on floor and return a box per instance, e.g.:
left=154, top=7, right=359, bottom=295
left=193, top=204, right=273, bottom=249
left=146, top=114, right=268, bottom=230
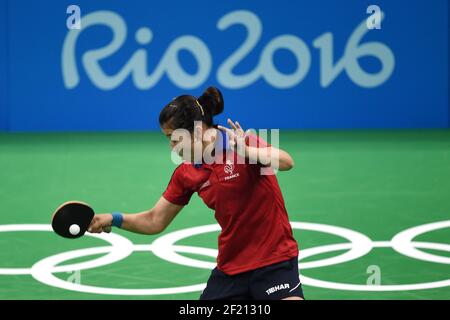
left=0, top=220, right=448, bottom=295
left=0, top=224, right=133, bottom=275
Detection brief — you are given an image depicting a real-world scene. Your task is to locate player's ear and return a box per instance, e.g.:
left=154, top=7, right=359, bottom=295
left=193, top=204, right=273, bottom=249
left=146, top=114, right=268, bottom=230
left=203, top=127, right=216, bottom=144
left=193, top=121, right=203, bottom=142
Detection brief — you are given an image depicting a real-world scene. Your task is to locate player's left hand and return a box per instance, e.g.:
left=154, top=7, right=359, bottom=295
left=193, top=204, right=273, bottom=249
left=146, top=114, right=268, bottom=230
left=218, top=119, right=249, bottom=157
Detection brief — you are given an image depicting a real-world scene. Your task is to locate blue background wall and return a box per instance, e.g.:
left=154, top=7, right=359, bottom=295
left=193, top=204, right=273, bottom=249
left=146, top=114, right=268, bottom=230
left=0, top=0, right=7, bottom=131
left=0, top=0, right=448, bottom=132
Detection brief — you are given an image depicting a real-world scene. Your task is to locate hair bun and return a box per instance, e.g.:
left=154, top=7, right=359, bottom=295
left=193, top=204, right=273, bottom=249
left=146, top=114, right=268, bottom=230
left=197, top=87, right=224, bottom=116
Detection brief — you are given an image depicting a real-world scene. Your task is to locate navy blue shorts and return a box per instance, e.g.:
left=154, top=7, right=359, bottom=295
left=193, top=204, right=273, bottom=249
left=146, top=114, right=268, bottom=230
left=200, top=256, right=304, bottom=300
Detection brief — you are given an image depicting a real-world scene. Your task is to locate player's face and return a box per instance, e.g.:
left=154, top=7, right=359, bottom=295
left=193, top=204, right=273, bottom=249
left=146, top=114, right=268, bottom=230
left=161, top=123, right=217, bottom=162
left=161, top=125, right=193, bottom=160
left=162, top=126, right=176, bottom=149
left=162, top=126, right=180, bottom=151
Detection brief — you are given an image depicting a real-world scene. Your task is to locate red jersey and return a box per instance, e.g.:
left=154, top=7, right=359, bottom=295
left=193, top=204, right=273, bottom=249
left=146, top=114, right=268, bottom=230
left=162, top=132, right=298, bottom=275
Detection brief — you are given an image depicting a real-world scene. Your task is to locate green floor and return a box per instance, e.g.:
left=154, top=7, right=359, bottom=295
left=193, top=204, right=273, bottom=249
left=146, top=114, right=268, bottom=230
left=0, top=130, right=449, bottom=299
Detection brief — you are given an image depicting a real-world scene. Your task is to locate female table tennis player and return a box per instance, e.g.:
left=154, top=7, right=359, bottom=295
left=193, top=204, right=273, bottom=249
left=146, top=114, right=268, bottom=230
left=88, top=87, right=304, bottom=300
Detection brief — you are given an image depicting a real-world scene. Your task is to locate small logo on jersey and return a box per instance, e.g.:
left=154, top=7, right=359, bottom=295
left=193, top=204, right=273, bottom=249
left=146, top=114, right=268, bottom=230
left=224, top=160, right=234, bottom=175
left=224, top=173, right=239, bottom=181
left=266, top=283, right=290, bottom=295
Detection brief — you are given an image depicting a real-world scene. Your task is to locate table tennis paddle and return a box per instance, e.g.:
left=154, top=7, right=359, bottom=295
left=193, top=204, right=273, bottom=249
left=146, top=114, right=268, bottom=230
left=51, top=201, right=111, bottom=239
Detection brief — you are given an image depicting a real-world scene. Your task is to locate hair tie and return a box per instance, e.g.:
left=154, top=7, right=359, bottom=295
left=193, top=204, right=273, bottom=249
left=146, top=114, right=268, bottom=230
left=195, top=100, right=205, bottom=117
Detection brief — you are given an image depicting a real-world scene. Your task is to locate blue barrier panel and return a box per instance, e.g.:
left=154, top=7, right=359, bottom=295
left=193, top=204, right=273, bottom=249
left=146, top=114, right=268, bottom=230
left=1, top=0, right=448, bottom=131
left=0, top=0, right=7, bottom=131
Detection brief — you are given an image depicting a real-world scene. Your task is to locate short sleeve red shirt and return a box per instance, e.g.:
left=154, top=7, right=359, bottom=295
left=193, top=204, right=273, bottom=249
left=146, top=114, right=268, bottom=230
left=163, top=132, right=298, bottom=275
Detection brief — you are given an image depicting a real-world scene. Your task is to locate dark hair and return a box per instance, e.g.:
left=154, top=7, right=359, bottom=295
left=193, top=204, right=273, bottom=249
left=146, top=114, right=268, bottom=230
left=159, top=87, right=224, bottom=131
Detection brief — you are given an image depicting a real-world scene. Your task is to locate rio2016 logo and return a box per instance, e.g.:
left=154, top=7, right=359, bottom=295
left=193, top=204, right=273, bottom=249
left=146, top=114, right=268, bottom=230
left=62, top=10, right=395, bottom=91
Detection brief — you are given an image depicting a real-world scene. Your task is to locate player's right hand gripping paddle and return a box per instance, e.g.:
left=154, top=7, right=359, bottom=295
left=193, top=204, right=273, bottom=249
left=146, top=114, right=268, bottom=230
left=51, top=201, right=110, bottom=239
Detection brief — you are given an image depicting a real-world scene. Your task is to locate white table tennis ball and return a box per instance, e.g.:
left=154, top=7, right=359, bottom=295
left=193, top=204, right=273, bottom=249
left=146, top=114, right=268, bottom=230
left=69, top=224, right=80, bottom=236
